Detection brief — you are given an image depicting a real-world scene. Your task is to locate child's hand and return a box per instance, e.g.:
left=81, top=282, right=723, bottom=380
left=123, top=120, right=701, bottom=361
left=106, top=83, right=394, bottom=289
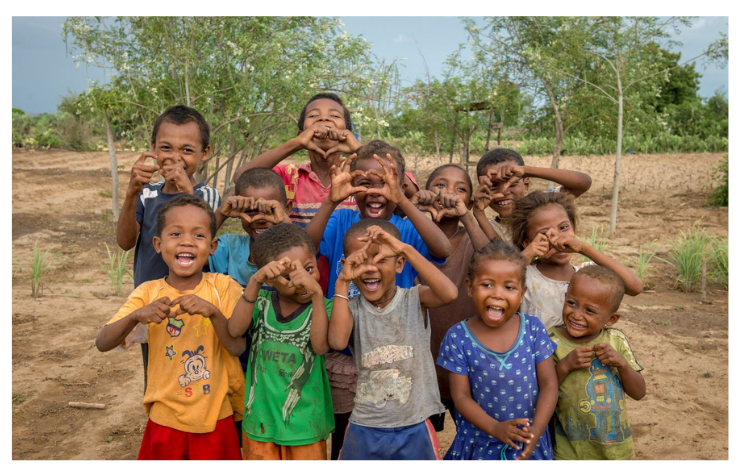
left=515, top=434, right=541, bottom=460
left=473, top=176, right=505, bottom=211
left=491, top=163, right=525, bottom=196
left=593, top=343, right=627, bottom=369
left=434, top=190, right=469, bottom=221
left=171, top=295, right=218, bottom=319
left=329, top=154, right=368, bottom=203
left=561, top=346, right=594, bottom=373
left=127, top=152, right=160, bottom=196
left=253, top=257, right=292, bottom=287
left=490, top=418, right=534, bottom=451
left=522, top=233, right=551, bottom=262
left=324, top=128, right=361, bottom=156
left=366, top=154, right=402, bottom=204
left=160, top=158, right=194, bottom=194
left=339, top=243, right=378, bottom=282
left=411, top=190, right=443, bottom=220
left=360, top=225, right=406, bottom=264
left=286, top=260, right=323, bottom=297
left=219, top=196, right=256, bottom=218
left=547, top=230, right=584, bottom=254
left=297, top=125, right=331, bottom=158
left=251, top=198, right=288, bottom=224
left=132, top=296, right=177, bottom=324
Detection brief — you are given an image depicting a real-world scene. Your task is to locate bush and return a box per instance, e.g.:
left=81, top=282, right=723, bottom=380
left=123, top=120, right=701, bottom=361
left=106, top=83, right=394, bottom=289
left=707, top=157, right=728, bottom=207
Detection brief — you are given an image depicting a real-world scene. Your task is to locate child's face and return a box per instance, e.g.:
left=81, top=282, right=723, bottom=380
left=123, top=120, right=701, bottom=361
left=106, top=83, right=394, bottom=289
left=151, top=121, right=209, bottom=178
left=353, top=158, right=399, bottom=219
left=524, top=203, right=574, bottom=266
left=427, top=167, right=473, bottom=207
left=480, top=161, right=529, bottom=218
left=240, top=186, right=288, bottom=240
left=153, top=205, right=216, bottom=279
left=272, top=245, right=320, bottom=304
left=344, top=238, right=404, bottom=305
left=467, top=258, right=526, bottom=329
left=562, top=274, right=619, bottom=341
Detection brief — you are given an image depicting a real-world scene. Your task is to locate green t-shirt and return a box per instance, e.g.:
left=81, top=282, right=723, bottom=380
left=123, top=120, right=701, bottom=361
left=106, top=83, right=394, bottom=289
left=243, top=290, right=334, bottom=445
left=548, top=326, right=643, bottom=460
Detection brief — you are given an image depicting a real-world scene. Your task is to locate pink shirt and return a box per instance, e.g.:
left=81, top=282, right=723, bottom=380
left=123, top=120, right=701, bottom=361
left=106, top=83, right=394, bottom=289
left=273, top=162, right=356, bottom=227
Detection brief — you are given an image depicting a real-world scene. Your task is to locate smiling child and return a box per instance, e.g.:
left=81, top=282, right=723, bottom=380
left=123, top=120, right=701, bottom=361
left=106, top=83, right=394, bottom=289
left=97, top=195, right=245, bottom=460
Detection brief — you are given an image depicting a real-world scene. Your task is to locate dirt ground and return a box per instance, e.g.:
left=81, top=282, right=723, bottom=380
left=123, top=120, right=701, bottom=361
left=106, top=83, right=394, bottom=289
left=11, top=149, right=728, bottom=460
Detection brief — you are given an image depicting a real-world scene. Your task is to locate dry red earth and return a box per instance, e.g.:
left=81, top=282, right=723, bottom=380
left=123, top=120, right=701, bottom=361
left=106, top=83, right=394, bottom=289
left=12, top=149, right=728, bottom=460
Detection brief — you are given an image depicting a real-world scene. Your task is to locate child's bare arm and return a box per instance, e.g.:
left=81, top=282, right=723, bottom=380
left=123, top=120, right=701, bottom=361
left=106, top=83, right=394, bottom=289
left=232, top=126, right=330, bottom=183
left=305, top=154, right=367, bottom=248
left=172, top=295, right=246, bottom=356
left=286, top=260, right=330, bottom=355
left=594, top=343, right=646, bottom=400
left=518, top=356, right=558, bottom=460
left=472, top=176, right=505, bottom=241
left=117, top=152, right=159, bottom=250
left=363, top=226, right=457, bottom=309
left=450, top=372, right=533, bottom=451
left=96, top=297, right=173, bottom=352
left=328, top=278, right=355, bottom=351
left=495, top=164, right=592, bottom=198
left=371, top=155, right=450, bottom=258
left=550, top=235, right=643, bottom=295
left=228, top=258, right=291, bottom=337
left=459, top=210, right=493, bottom=251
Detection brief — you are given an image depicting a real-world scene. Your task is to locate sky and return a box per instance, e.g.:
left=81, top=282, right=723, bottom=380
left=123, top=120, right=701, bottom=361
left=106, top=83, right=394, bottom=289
left=11, top=15, right=729, bottom=115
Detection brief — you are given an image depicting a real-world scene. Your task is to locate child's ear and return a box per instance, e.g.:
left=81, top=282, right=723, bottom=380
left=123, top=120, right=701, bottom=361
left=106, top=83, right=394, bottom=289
left=284, top=199, right=293, bottom=216
left=523, top=177, right=531, bottom=191
left=210, top=238, right=218, bottom=256
left=201, top=145, right=211, bottom=162
left=152, top=236, right=162, bottom=254
left=395, top=255, right=406, bottom=273
left=465, top=278, right=472, bottom=297
left=606, top=312, right=620, bottom=327
left=150, top=141, right=156, bottom=153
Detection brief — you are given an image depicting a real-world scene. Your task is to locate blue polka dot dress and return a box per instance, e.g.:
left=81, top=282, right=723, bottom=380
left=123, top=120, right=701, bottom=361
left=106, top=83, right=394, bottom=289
left=437, top=314, right=556, bottom=460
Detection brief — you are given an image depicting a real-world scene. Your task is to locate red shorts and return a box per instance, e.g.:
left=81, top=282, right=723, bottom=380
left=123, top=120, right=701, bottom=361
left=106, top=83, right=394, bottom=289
left=138, top=416, right=241, bottom=460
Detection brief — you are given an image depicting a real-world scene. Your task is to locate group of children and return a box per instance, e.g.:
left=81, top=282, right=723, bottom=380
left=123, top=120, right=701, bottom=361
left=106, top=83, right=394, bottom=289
left=98, top=94, right=646, bottom=461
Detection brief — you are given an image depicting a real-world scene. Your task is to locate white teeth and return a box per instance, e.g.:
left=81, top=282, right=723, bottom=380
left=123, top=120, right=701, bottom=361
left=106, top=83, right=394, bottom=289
left=368, top=203, right=383, bottom=209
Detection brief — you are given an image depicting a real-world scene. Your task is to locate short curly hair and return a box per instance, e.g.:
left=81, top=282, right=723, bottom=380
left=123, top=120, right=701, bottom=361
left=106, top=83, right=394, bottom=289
left=343, top=219, right=401, bottom=256
left=297, top=92, right=353, bottom=133
left=351, top=139, right=406, bottom=180
left=151, top=105, right=210, bottom=150
left=508, top=191, right=578, bottom=249
left=155, top=194, right=217, bottom=238
left=234, top=167, right=287, bottom=203
left=573, top=265, right=626, bottom=313
left=476, top=147, right=525, bottom=178
left=425, top=163, right=473, bottom=192
left=251, top=223, right=316, bottom=268
left=467, top=238, right=527, bottom=284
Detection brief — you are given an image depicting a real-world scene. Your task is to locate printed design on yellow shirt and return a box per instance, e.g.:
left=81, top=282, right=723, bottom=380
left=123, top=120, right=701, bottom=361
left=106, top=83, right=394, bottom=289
left=166, top=317, right=184, bottom=337
left=178, top=345, right=211, bottom=387
left=192, top=317, right=211, bottom=337
left=165, top=345, right=176, bottom=360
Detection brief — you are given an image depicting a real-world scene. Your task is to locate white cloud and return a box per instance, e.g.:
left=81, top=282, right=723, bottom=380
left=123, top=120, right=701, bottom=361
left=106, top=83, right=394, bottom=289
left=394, top=34, right=408, bottom=44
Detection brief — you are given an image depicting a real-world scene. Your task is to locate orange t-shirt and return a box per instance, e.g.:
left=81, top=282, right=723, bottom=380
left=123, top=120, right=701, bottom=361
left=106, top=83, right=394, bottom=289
left=108, top=273, right=244, bottom=433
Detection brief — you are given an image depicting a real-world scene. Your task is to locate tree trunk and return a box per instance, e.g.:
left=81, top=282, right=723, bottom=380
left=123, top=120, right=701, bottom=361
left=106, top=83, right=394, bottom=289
left=484, top=107, right=494, bottom=151
left=609, top=90, right=624, bottom=233
left=545, top=84, right=563, bottom=170
left=104, top=109, right=119, bottom=220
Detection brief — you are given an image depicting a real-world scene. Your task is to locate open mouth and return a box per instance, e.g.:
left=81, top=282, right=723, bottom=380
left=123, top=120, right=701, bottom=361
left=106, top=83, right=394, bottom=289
left=494, top=199, right=513, bottom=208
left=252, top=227, right=268, bottom=235
left=362, top=278, right=381, bottom=292
left=176, top=253, right=195, bottom=266
left=567, top=318, right=588, bottom=331
left=364, top=202, right=386, bottom=218
left=485, top=306, right=505, bottom=322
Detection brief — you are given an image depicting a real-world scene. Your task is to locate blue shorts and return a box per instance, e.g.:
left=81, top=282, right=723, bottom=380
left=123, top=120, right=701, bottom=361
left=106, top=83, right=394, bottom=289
left=339, top=419, right=441, bottom=460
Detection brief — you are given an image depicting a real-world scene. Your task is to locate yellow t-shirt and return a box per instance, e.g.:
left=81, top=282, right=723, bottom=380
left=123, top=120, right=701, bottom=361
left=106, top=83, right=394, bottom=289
left=108, top=273, right=245, bottom=433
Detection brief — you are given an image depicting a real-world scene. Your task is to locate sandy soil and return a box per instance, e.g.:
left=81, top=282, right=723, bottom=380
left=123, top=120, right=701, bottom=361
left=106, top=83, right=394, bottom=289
left=11, top=149, right=728, bottom=460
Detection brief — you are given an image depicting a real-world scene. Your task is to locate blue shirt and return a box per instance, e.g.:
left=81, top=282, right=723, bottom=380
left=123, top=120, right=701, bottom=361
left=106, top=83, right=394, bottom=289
left=208, top=234, right=258, bottom=287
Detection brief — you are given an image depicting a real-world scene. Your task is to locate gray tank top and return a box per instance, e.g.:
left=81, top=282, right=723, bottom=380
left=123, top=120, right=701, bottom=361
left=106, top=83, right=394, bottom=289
left=348, top=286, right=445, bottom=427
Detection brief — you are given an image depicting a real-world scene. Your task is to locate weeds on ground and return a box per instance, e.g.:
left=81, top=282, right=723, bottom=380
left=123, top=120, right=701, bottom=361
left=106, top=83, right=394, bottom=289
left=634, top=239, right=659, bottom=283
left=709, top=237, right=728, bottom=288
left=31, top=241, right=48, bottom=298
left=581, top=225, right=607, bottom=262
left=102, top=243, right=131, bottom=296
left=660, top=225, right=713, bottom=293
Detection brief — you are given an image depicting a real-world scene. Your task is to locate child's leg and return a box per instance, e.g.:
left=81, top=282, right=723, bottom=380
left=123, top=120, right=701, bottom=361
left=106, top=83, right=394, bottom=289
left=331, top=411, right=351, bottom=460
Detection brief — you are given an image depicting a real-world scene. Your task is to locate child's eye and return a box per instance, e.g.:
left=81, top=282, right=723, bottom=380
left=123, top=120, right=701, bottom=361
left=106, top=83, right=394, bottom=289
left=194, top=233, right=206, bottom=238
left=305, top=266, right=314, bottom=273
left=566, top=299, right=575, bottom=306
left=586, top=308, right=596, bottom=314
left=160, top=145, right=171, bottom=151
left=457, top=187, right=468, bottom=193
left=182, top=148, right=194, bottom=155
left=169, top=232, right=181, bottom=237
